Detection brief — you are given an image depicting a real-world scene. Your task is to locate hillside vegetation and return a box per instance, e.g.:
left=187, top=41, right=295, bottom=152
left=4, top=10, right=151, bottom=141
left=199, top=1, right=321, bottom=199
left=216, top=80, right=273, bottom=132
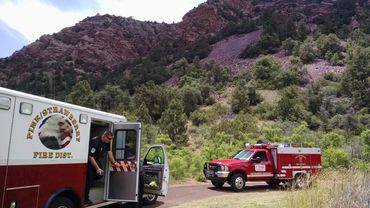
left=1, top=0, right=369, bottom=189
left=61, top=1, right=370, bottom=182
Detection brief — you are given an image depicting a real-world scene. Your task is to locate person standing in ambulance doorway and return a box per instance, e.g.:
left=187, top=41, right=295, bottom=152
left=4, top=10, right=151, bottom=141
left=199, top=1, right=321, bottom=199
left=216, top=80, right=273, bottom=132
left=84, top=130, right=120, bottom=205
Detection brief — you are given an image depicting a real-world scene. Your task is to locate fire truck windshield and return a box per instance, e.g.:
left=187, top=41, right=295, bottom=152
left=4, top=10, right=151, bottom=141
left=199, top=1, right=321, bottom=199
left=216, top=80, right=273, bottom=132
left=231, top=150, right=254, bottom=160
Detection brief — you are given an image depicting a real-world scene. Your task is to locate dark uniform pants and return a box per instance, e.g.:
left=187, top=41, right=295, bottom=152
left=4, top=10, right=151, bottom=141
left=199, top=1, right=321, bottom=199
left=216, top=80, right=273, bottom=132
left=85, top=160, right=103, bottom=201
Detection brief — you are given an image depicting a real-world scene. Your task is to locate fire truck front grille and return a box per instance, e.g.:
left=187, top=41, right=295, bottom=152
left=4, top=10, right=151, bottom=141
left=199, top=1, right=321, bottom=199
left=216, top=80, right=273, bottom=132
left=208, top=163, right=219, bottom=171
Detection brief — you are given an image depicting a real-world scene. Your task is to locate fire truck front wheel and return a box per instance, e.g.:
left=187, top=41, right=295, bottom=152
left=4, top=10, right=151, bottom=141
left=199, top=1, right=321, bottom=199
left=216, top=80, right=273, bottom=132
left=211, top=181, right=224, bottom=188
left=49, top=196, right=76, bottom=208
left=229, top=173, right=245, bottom=192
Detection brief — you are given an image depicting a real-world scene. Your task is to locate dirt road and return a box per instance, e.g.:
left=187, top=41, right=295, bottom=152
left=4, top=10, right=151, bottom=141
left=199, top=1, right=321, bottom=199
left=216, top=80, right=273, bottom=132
left=146, top=181, right=272, bottom=208
left=105, top=181, right=282, bottom=208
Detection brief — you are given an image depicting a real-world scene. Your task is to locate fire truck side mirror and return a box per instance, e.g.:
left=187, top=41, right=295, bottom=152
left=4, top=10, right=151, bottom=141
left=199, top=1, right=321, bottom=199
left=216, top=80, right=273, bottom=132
left=251, top=157, right=261, bottom=163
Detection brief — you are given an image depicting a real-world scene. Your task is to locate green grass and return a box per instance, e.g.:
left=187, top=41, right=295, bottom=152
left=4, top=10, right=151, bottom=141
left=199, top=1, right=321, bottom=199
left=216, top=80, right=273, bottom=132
left=280, top=169, right=370, bottom=208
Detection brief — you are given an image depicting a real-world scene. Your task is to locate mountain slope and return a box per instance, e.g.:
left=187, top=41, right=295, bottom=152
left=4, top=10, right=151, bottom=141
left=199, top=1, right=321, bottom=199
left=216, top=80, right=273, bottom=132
left=0, top=0, right=366, bottom=94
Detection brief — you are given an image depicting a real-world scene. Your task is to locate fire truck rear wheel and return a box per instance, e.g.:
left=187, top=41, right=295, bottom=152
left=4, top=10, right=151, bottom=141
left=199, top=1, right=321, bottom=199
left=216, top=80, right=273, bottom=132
left=211, top=181, right=224, bottom=188
left=230, top=173, right=245, bottom=192
left=49, top=196, right=76, bottom=208
left=294, top=174, right=307, bottom=189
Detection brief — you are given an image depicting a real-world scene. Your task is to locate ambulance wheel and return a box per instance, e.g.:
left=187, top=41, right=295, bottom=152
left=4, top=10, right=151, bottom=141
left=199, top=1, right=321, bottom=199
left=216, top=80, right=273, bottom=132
left=49, top=196, right=76, bottom=208
left=143, top=194, right=158, bottom=205
left=230, top=173, right=245, bottom=192
left=211, top=181, right=224, bottom=188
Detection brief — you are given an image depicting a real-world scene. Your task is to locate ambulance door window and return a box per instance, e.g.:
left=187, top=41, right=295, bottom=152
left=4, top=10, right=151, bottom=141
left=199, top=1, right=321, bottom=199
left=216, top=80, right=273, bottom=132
left=143, top=145, right=169, bottom=196
left=114, top=130, right=137, bottom=160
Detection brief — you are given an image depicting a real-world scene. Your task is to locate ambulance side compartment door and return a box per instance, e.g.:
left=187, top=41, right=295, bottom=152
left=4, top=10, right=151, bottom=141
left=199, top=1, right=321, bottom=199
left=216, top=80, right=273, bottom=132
left=143, top=144, right=169, bottom=196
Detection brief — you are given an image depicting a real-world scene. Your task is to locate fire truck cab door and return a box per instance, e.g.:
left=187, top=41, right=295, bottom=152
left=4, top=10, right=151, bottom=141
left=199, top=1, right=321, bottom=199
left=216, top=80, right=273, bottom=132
left=143, top=144, right=169, bottom=196
left=249, top=150, right=274, bottom=181
left=104, top=122, right=142, bottom=202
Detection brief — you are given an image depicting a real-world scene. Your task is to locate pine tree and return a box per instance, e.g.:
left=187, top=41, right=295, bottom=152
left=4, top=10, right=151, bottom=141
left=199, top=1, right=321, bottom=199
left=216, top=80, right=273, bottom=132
left=65, top=80, right=96, bottom=108
left=159, top=99, right=188, bottom=146
left=342, top=46, right=370, bottom=108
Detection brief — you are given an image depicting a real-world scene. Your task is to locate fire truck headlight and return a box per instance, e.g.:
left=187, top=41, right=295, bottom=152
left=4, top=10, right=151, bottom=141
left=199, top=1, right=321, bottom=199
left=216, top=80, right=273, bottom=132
left=219, top=165, right=228, bottom=171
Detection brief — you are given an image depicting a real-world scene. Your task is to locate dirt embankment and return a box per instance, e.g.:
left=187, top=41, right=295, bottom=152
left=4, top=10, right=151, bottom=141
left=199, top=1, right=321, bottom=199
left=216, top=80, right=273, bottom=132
left=202, top=30, right=346, bottom=81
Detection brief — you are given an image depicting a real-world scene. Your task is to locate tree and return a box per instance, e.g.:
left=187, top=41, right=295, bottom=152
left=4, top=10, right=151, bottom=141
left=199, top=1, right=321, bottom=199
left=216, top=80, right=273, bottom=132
left=205, top=61, right=230, bottom=89
left=97, top=84, right=130, bottom=112
left=282, top=38, right=300, bottom=56
left=132, top=81, right=171, bottom=121
left=254, top=55, right=281, bottom=88
left=341, top=46, right=370, bottom=108
left=348, top=29, right=370, bottom=48
left=135, top=103, right=152, bottom=124
left=276, top=86, right=306, bottom=121
left=320, top=130, right=346, bottom=149
left=298, top=38, right=317, bottom=64
left=65, top=80, right=96, bottom=108
left=231, top=83, right=250, bottom=114
left=181, top=86, right=202, bottom=116
left=316, top=34, right=342, bottom=58
left=277, top=57, right=308, bottom=87
left=231, top=81, right=262, bottom=113
left=323, top=147, right=349, bottom=168
left=159, top=99, right=188, bottom=146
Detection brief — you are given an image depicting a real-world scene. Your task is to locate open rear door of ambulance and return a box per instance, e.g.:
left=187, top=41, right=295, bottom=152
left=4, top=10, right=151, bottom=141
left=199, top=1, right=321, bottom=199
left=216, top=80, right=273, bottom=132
left=104, top=122, right=142, bottom=203
left=142, top=144, right=169, bottom=196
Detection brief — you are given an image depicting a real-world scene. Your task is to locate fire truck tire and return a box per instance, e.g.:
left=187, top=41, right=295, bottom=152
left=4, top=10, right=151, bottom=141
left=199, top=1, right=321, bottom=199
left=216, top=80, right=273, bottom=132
left=143, top=194, right=158, bottom=205
left=229, top=173, right=245, bottom=192
left=293, top=174, right=307, bottom=189
left=267, top=179, right=280, bottom=187
left=211, top=181, right=224, bottom=188
left=49, top=196, right=76, bottom=208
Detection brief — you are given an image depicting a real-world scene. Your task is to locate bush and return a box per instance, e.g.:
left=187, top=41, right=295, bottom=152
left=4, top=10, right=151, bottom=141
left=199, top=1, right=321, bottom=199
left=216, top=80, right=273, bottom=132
left=320, top=130, right=346, bottom=149
left=297, top=38, right=317, bottom=64
left=254, top=55, right=282, bottom=88
left=323, top=147, right=349, bottom=168
left=190, top=110, right=210, bottom=126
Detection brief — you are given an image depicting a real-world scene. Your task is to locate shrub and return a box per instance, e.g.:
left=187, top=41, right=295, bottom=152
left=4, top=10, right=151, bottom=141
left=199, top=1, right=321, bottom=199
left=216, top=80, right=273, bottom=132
left=323, top=147, right=349, bottom=168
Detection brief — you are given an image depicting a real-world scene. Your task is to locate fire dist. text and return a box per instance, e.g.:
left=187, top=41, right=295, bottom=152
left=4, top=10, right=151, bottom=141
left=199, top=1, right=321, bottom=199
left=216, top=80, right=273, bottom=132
left=33, top=152, right=72, bottom=159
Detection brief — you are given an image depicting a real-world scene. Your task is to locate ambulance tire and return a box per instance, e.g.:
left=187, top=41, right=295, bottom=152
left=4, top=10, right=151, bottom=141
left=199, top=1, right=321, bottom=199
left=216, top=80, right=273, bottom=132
left=230, top=173, right=245, bottom=192
left=211, top=181, right=224, bottom=188
left=49, top=196, right=76, bottom=208
left=143, top=194, right=158, bottom=205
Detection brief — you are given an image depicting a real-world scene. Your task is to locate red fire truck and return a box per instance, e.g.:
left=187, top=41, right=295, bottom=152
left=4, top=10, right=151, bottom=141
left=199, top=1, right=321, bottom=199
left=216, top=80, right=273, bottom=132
left=203, top=143, right=321, bottom=191
left=0, top=87, right=169, bottom=208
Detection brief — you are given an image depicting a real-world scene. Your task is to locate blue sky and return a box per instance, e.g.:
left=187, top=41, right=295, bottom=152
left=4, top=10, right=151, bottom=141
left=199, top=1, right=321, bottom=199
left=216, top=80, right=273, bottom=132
left=0, top=0, right=206, bottom=57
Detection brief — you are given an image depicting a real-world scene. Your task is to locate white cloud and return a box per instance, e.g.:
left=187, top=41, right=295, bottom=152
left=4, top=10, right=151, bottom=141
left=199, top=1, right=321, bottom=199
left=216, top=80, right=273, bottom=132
left=0, top=0, right=95, bottom=42
left=0, top=0, right=206, bottom=43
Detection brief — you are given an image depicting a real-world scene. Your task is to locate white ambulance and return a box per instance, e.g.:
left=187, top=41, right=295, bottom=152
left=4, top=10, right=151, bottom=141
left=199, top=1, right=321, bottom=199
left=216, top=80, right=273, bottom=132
left=0, top=87, right=169, bottom=208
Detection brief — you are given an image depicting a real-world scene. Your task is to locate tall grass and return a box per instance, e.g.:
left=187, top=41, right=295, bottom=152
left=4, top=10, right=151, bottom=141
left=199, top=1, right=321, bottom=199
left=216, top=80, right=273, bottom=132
left=281, top=169, right=370, bottom=208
